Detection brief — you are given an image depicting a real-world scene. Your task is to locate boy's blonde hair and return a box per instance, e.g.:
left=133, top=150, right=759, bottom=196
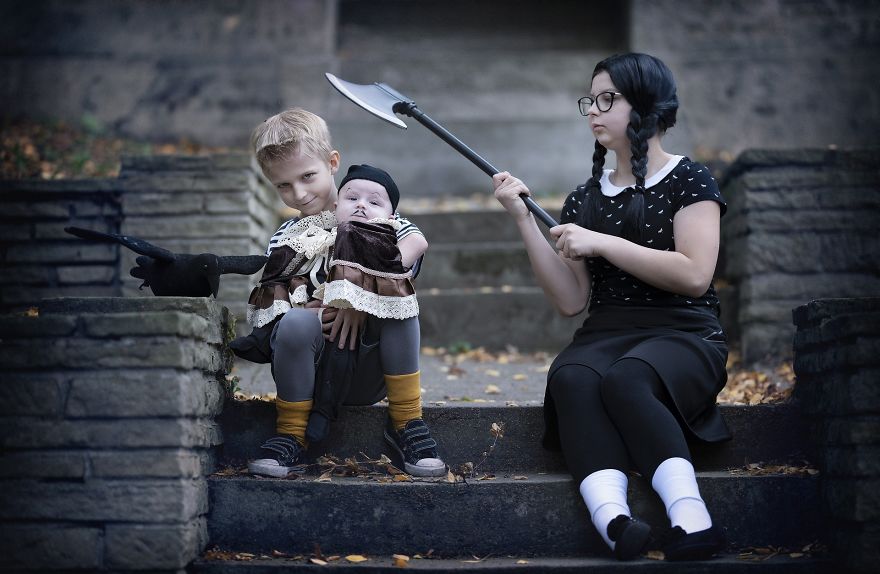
left=251, top=108, right=333, bottom=170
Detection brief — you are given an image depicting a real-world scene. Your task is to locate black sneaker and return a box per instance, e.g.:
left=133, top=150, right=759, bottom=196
left=383, top=418, right=446, bottom=477
left=607, top=514, right=652, bottom=561
left=247, top=434, right=307, bottom=477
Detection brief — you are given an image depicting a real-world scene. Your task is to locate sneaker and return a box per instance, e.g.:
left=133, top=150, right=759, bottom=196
left=247, top=434, right=307, bottom=477
left=607, top=514, right=652, bottom=561
left=383, top=418, right=446, bottom=477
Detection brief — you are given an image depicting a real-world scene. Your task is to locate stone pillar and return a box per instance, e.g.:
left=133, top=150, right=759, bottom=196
left=722, top=149, right=880, bottom=362
left=0, top=297, right=232, bottom=572
left=793, top=298, right=880, bottom=573
left=118, top=154, right=280, bottom=332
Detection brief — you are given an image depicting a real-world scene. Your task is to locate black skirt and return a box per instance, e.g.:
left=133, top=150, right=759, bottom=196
left=544, top=304, right=732, bottom=450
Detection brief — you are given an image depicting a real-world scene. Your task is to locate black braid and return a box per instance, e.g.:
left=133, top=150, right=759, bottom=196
left=621, top=109, right=659, bottom=242
left=576, top=141, right=608, bottom=230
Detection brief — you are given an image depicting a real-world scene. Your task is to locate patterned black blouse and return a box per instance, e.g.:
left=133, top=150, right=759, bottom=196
left=560, top=156, right=726, bottom=313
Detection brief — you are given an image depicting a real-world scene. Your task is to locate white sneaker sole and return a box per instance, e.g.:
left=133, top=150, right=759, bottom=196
left=405, top=458, right=447, bottom=477
left=248, top=458, right=304, bottom=478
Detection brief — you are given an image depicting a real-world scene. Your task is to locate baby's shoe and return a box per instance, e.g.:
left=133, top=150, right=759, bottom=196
left=383, top=418, right=446, bottom=477
left=247, top=434, right=307, bottom=477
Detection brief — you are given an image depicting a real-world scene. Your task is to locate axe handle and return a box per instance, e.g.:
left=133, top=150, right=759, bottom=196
left=399, top=104, right=559, bottom=229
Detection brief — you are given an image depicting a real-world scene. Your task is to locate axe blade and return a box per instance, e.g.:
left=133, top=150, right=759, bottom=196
left=325, top=73, right=409, bottom=129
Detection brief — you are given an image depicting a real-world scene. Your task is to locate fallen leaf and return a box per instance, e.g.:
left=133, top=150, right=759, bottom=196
left=789, top=552, right=804, bottom=558
left=513, top=373, right=527, bottom=381
left=346, top=555, right=368, bottom=563
left=392, top=554, right=410, bottom=567
left=315, top=470, right=333, bottom=482
left=486, top=369, right=501, bottom=377
left=516, top=559, right=529, bottom=564
left=513, top=475, right=528, bottom=480
left=310, top=558, right=328, bottom=566
left=490, top=422, right=504, bottom=438
left=646, top=550, right=665, bottom=560
left=485, top=384, right=501, bottom=394
left=393, top=474, right=412, bottom=482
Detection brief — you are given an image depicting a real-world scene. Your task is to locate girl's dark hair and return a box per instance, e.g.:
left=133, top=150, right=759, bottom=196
left=577, top=53, right=678, bottom=242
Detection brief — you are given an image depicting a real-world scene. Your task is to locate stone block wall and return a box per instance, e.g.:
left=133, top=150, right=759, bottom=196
left=0, top=179, right=123, bottom=307
left=793, top=298, right=880, bottom=573
left=721, top=149, right=880, bottom=362
left=0, top=297, right=233, bottom=572
left=0, top=154, right=281, bottom=333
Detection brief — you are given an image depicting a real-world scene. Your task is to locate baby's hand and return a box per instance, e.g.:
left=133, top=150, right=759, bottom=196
left=329, top=308, right=366, bottom=350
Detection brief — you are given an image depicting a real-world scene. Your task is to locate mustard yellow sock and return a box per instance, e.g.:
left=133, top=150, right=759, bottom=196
left=385, top=371, right=422, bottom=431
left=275, top=398, right=313, bottom=446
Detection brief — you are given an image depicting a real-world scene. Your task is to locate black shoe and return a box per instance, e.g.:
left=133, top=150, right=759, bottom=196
left=607, top=515, right=652, bottom=561
left=662, top=524, right=724, bottom=561
left=247, top=434, right=307, bottom=477
left=383, top=418, right=446, bottom=477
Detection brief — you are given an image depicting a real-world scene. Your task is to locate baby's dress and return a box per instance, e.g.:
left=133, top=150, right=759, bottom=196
left=231, top=211, right=417, bottom=363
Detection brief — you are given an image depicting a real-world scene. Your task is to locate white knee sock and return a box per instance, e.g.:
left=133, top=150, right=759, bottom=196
left=651, top=457, right=712, bottom=533
left=579, top=469, right=630, bottom=550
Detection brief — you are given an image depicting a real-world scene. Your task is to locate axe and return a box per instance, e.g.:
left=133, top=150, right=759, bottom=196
left=325, top=73, right=558, bottom=228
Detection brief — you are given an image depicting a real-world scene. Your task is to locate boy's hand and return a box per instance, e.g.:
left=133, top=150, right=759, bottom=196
left=327, top=308, right=366, bottom=350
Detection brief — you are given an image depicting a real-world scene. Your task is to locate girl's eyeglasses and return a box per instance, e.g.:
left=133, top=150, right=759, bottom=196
left=578, top=92, right=623, bottom=115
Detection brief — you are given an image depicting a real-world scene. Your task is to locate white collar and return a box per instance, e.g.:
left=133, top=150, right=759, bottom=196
left=599, top=155, right=684, bottom=197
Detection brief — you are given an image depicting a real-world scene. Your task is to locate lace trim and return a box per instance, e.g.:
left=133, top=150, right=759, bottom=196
left=273, top=211, right=337, bottom=251
left=290, top=284, right=309, bottom=305
left=289, top=226, right=336, bottom=260
left=247, top=300, right=291, bottom=328
left=322, top=279, right=419, bottom=319
left=366, top=217, right=402, bottom=231
left=330, top=258, right=413, bottom=280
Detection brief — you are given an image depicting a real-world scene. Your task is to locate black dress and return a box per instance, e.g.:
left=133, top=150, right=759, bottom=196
left=544, top=157, right=731, bottom=449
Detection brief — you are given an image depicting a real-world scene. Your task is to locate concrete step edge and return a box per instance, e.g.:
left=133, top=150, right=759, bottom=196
left=190, top=553, right=833, bottom=573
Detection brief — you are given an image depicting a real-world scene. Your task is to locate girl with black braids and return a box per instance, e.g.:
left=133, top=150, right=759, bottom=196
left=493, top=53, right=729, bottom=561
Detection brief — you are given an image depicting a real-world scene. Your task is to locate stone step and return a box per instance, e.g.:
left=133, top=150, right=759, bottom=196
left=417, top=288, right=584, bottom=351
left=217, top=403, right=814, bottom=473
left=410, top=210, right=553, bottom=244
left=191, top=554, right=832, bottom=573
left=204, top=472, right=821, bottom=557
left=416, top=242, right=537, bottom=289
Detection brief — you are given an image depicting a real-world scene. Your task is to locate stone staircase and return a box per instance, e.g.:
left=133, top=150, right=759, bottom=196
left=192, top=402, right=827, bottom=571
left=192, top=211, right=831, bottom=572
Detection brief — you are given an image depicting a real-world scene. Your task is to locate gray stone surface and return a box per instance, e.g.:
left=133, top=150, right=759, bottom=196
left=0, top=297, right=233, bottom=572
left=217, top=400, right=813, bottom=474
left=722, top=151, right=880, bottom=361
left=105, top=519, right=208, bottom=570
left=0, top=525, right=102, bottom=571
left=206, top=472, right=820, bottom=556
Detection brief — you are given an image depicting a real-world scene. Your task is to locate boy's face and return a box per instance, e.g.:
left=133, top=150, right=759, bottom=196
left=334, top=179, right=394, bottom=223
left=264, top=147, right=340, bottom=215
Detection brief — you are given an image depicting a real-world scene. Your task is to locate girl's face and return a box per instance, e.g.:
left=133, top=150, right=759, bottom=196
left=334, top=179, right=394, bottom=223
left=587, top=71, right=632, bottom=152
left=265, top=147, right=340, bottom=215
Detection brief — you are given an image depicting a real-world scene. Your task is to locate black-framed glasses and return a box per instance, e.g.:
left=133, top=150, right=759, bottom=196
left=578, top=91, right=623, bottom=115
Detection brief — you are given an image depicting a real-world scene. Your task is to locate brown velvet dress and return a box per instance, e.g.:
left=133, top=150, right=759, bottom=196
left=245, top=211, right=417, bottom=330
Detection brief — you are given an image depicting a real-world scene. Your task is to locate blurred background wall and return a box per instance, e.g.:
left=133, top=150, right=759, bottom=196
left=2, top=0, right=878, bottom=197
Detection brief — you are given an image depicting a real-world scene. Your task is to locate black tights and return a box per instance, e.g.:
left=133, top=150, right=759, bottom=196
left=548, top=358, right=691, bottom=484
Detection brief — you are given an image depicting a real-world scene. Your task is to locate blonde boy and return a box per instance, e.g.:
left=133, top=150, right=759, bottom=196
left=243, top=108, right=444, bottom=478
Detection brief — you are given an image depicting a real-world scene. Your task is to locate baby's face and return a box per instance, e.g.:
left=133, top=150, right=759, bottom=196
left=335, top=179, right=394, bottom=223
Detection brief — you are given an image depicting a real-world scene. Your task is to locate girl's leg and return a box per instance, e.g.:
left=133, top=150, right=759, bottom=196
left=548, top=365, right=649, bottom=558
left=599, top=358, right=712, bottom=534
